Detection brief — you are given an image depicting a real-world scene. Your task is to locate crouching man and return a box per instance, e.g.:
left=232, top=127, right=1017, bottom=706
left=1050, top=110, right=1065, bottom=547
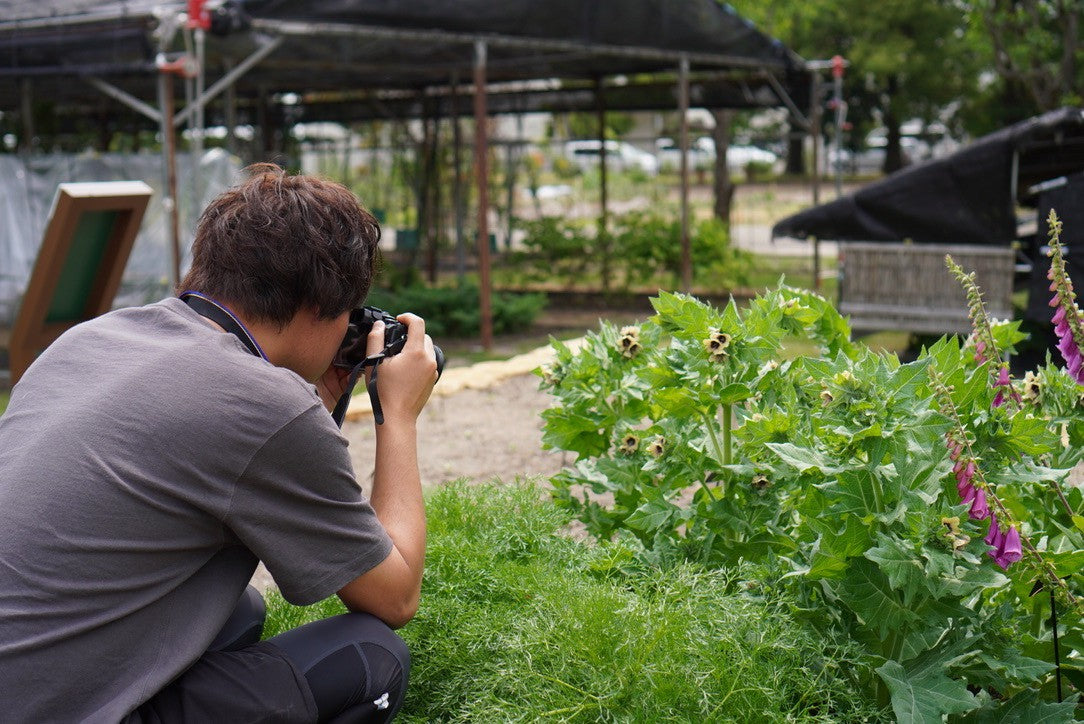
left=0, top=164, right=437, bottom=722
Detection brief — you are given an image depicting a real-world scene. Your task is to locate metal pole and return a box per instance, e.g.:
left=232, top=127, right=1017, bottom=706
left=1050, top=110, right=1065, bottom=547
left=678, top=55, right=692, bottom=294
left=224, top=57, right=238, bottom=158
left=809, top=72, right=822, bottom=291
left=596, top=77, right=609, bottom=292
left=473, top=41, right=493, bottom=351
left=810, top=72, right=821, bottom=207
left=158, top=71, right=182, bottom=288
left=832, top=55, right=844, bottom=199
left=451, top=73, right=466, bottom=280
left=19, top=78, right=33, bottom=153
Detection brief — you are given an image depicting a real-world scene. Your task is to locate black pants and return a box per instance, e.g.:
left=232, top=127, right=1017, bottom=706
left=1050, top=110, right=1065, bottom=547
left=127, top=586, right=410, bottom=723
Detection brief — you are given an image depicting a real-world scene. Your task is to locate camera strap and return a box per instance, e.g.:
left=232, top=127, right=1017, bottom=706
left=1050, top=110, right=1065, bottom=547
left=331, top=353, right=388, bottom=428
left=179, top=291, right=268, bottom=361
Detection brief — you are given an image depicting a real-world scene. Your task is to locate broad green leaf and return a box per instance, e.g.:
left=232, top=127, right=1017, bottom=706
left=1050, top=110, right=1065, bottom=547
left=540, top=407, right=609, bottom=458
left=865, top=536, right=926, bottom=605
left=829, top=468, right=885, bottom=518
left=977, top=651, right=1055, bottom=684
left=836, top=559, right=921, bottom=637
left=958, top=689, right=1078, bottom=723
left=876, top=659, right=977, bottom=723
left=766, top=442, right=841, bottom=475
left=624, top=497, right=682, bottom=535
left=716, top=382, right=752, bottom=405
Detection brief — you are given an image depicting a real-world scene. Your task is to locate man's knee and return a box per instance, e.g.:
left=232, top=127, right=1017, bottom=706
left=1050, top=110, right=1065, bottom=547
left=269, top=612, right=410, bottom=721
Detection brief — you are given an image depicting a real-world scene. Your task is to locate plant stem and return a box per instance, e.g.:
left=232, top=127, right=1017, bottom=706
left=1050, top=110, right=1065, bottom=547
left=701, top=411, right=725, bottom=501
left=721, top=403, right=732, bottom=465
left=1050, top=478, right=1077, bottom=519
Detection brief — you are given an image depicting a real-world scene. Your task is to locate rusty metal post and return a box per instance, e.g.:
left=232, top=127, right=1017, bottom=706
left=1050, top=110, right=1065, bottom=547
left=473, top=41, right=493, bottom=350
left=678, top=55, right=692, bottom=293
left=158, top=71, right=182, bottom=288
left=596, top=77, right=610, bottom=292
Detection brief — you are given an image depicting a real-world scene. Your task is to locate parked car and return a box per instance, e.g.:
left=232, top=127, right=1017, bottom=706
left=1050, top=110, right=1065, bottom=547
left=654, top=137, right=714, bottom=171
left=563, top=140, right=659, bottom=175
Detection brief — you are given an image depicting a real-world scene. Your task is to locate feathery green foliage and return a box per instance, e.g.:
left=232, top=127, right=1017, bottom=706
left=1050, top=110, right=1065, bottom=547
left=265, top=481, right=883, bottom=722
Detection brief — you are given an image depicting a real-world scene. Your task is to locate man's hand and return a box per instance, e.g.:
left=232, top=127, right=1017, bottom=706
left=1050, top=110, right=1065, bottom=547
left=315, top=365, right=352, bottom=413
left=364, top=315, right=437, bottom=425
left=337, top=313, right=435, bottom=627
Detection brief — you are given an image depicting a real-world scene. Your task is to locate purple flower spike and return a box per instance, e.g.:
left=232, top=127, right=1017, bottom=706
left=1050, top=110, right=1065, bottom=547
left=1000, top=526, right=1023, bottom=566
left=984, top=514, right=1000, bottom=546
left=995, top=367, right=1011, bottom=386
left=1050, top=294, right=1062, bottom=308
left=959, top=482, right=977, bottom=504
left=1053, top=306, right=1067, bottom=325
left=969, top=488, right=990, bottom=520
left=992, top=390, right=1005, bottom=407
left=987, top=549, right=1011, bottom=570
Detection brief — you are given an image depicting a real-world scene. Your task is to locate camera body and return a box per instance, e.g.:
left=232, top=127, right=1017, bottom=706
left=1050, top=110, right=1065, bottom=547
left=334, top=306, right=444, bottom=376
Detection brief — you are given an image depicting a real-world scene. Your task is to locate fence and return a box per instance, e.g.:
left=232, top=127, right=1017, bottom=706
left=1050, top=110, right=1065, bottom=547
left=837, top=242, right=1016, bottom=335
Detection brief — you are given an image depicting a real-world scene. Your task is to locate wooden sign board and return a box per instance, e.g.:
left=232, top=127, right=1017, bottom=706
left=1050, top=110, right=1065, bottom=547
left=8, top=181, right=153, bottom=383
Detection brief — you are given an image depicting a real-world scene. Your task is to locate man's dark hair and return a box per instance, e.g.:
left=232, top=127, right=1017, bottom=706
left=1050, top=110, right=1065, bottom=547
left=179, top=163, right=380, bottom=326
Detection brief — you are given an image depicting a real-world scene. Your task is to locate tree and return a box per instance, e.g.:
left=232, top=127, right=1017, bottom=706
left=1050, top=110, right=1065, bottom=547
left=732, top=0, right=979, bottom=174
left=959, top=0, right=1083, bottom=135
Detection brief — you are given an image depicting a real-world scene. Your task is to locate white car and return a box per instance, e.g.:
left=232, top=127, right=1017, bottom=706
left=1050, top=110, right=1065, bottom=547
left=723, top=144, right=779, bottom=171
left=654, top=137, right=714, bottom=171
left=563, top=140, right=659, bottom=175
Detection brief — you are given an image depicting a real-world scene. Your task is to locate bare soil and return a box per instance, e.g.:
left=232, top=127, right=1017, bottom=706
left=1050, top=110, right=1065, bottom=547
left=342, top=371, right=568, bottom=493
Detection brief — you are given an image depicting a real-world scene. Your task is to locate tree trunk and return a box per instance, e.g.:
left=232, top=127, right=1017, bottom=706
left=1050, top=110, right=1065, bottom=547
left=710, top=109, right=736, bottom=223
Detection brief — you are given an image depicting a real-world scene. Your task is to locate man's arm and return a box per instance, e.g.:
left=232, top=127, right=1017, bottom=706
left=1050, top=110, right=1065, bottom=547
left=335, top=315, right=435, bottom=628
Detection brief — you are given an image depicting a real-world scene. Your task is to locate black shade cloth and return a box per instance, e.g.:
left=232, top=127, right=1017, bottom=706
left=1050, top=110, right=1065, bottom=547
left=0, top=0, right=808, bottom=125
left=1024, top=170, right=1084, bottom=323
left=772, top=108, right=1084, bottom=246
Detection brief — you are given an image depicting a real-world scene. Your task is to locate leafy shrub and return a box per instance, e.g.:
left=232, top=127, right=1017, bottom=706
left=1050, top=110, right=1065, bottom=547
left=365, top=282, right=546, bottom=338
left=265, top=481, right=882, bottom=722
left=539, top=282, right=1084, bottom=721
left=506, top=217, right=597, bottom=289
left=508, top=212, right=753, bottom=292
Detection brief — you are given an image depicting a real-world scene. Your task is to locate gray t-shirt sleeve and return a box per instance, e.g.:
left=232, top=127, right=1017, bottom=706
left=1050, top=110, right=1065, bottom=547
left=226, top=404, right=393, bottom=605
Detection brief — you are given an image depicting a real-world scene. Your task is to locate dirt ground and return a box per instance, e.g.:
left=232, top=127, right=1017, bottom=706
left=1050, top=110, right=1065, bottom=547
left=342, top=365, right=569, bottom=494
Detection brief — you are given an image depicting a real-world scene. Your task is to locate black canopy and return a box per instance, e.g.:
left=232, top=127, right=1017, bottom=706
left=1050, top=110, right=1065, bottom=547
left=772, top=108, right=1084, bottom=245
left=0, top=0, right=808, bottom=129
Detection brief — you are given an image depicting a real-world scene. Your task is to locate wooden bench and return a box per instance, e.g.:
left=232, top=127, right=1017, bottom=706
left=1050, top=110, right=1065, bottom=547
left=837, top=242, right=1016, bottom=335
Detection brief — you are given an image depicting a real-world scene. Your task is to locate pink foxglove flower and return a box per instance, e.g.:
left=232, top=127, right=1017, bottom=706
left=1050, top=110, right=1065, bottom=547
left=968, top=488, right=989, bottom=520
left=984, top=513, right=1001, bottom=547
left=1045, top=210, right=1084, bottom=384
left=988, top=525, right=1023, bottom=570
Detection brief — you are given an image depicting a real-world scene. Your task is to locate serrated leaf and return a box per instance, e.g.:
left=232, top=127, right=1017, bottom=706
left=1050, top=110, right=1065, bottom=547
left=766, top=442, right=841, bottom=475
left=977, top=652, right=1055, bottom=684
left=876, top=659, right=978, bottom=723
left=837, top=559, right=921, bottom=637
left=958, top=689, right=1078, bottom=723
left=865, top=536, right=926, bottom=605
left=540, top=407, right=609, bottom=458
left=716, top=382, right=752, bottom=405
left=624, top=497, right=681, bottom=535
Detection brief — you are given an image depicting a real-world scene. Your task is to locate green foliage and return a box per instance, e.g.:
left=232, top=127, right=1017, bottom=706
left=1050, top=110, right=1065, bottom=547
left=508, top=211, right=753, bottom=292
left=365, top=282, right=546, bottom=338
left=265, top=481, right=883, bottom=722
left=541, top=287, right=1084, bottom=721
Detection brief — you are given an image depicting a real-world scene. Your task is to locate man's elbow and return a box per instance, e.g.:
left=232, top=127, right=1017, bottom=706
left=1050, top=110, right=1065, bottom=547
left=378, top=593, right=420, bottom=630
left=342, top=589, right=419, bottom=629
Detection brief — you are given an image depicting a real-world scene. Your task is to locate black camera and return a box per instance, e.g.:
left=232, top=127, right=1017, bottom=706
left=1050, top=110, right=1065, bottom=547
left=334, top=306, right=445, bottom=377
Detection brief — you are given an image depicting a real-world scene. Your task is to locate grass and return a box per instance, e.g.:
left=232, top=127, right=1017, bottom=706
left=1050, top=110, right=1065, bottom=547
left=265, top=481, right=885, bottom=722
left=0, top=389, right=7, bottom=416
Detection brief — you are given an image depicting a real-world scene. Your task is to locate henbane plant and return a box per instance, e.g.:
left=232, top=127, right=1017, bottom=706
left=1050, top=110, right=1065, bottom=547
left=542, top=255, right=1084, bottom=718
